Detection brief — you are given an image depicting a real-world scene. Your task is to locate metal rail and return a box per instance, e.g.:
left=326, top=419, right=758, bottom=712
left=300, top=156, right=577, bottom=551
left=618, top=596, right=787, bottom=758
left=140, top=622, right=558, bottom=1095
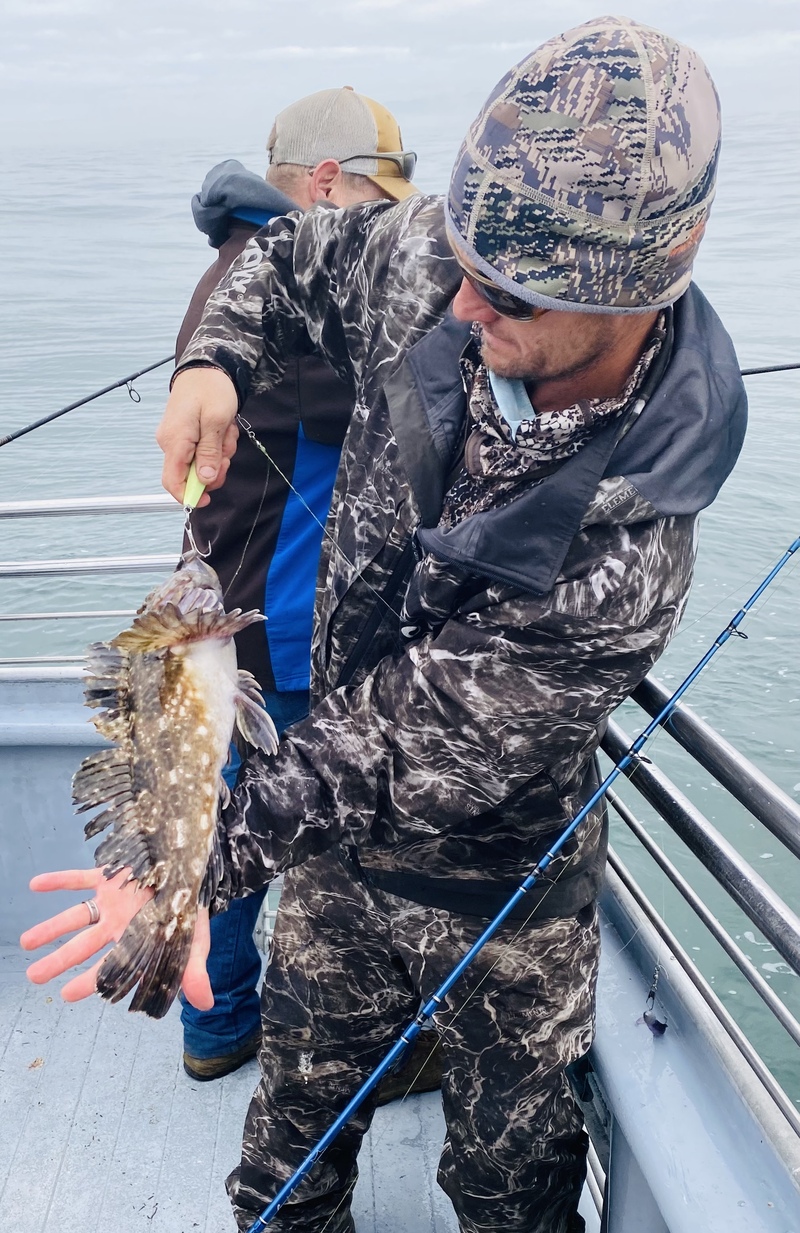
left=0, top=611, right=135, bottom=622
left=0, top=554, right=176, bottom=578
left=633, top=675, right=800, bottom=860
left=585, top=1141, right=606, bottom=1216
left=607, top=789, right=800, bottom=1048
left=0, top=494, right=177, bottom=518
left=607, top=850, right=800, bottom=1138
left=602, top=719, right=800, bottom=978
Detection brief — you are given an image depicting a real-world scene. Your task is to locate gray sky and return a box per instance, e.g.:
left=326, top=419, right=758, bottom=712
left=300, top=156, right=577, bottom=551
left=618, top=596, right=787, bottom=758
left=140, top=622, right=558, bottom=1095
left=1, top=0, right=798, bottom=156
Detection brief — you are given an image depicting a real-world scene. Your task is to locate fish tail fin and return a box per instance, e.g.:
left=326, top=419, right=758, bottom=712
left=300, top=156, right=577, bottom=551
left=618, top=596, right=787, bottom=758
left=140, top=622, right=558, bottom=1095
left=96, top=900, right=195, bottom=1020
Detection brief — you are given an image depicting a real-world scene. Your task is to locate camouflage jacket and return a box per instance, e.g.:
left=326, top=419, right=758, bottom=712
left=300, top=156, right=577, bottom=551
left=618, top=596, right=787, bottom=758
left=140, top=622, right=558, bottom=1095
left=177, top=194, right=747, bottom=917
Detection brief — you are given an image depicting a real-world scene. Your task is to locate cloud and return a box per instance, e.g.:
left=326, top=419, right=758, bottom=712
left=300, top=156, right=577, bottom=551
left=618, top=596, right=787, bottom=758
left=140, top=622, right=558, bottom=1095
left=239, top=44, right=412, bottom=61
left=345, top=0, right=486, bottom=11
left=0, top=0, right=99, bottom=12
left=702, top=27, right=800, bottom=63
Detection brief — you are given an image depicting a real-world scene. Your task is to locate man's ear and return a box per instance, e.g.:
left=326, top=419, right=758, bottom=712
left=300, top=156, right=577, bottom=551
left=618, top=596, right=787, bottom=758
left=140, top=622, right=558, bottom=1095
left=308, top=159, right=341, bottom=203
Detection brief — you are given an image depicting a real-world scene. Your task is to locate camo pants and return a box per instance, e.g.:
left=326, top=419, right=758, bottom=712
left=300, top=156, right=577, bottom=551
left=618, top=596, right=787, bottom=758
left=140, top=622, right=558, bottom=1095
left=227, top=848, right=599, bottom=1233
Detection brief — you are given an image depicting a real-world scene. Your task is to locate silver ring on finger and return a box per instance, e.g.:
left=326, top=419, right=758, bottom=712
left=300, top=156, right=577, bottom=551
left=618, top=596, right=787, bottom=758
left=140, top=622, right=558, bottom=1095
left=82, top=898, right=100, bottom=926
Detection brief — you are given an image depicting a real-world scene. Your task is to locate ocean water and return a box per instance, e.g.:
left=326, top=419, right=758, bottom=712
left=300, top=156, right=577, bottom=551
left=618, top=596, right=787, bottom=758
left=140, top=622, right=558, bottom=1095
left=0, top=113, right=798, bottom=1102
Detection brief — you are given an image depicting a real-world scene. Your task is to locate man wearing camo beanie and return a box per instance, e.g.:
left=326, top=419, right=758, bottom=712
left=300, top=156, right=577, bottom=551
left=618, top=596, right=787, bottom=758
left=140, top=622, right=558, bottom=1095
left=35, top=17, right=747, bottom=1233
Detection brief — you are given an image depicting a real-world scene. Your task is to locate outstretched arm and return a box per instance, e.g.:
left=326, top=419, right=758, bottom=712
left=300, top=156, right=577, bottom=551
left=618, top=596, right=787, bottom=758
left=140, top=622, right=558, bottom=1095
left=20, top=867, right=213, bottom=1010
left=156, top=194, right=450, bottom=502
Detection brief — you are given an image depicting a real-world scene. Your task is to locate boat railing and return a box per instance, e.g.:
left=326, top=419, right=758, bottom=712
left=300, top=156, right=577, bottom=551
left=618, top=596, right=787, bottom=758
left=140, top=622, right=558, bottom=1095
left=0, top=493, right=181, bottom=664
left=599, top=710, right=800, bottom=1136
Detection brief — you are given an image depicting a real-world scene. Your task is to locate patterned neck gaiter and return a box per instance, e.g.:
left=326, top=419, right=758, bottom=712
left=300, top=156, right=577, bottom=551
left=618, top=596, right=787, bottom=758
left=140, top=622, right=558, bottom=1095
left=440, top=313, right=666, bottom=530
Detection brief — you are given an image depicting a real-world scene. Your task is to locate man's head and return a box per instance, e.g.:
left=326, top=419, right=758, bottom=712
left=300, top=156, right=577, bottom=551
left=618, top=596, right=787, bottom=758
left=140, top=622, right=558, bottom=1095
left=447, top=17, right=720, bottom=386
left=266, top=86, right=418, bottom=210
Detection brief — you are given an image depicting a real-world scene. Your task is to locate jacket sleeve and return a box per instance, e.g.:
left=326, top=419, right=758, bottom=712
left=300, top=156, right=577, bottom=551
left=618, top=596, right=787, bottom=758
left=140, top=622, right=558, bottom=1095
left=215, top=520, right=695, bottom=904
left=175, top=194, right=450, bottom=403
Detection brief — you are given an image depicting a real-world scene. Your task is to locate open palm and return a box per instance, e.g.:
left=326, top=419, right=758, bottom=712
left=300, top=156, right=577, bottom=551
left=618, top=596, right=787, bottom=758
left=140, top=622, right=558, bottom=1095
left=20, top=867, right=213, bottom=1010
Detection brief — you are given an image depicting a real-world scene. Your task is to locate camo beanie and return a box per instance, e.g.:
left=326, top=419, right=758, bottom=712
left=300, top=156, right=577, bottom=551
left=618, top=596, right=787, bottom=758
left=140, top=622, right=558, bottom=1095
left=447, top=16, right=721, bottom=313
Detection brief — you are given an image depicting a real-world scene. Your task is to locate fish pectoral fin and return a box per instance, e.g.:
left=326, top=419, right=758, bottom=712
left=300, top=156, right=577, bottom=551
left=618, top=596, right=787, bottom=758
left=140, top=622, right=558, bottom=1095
left=234, top=676, right=279, bottom=755
left=198, top=825, right=226, bottom=909
left=219, top=776, right=231, bottom=810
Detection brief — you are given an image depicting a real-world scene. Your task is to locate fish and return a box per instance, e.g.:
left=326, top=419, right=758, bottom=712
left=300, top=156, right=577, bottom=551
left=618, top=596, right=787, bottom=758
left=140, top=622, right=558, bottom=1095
left=71, top=551, right=278, bottom=1018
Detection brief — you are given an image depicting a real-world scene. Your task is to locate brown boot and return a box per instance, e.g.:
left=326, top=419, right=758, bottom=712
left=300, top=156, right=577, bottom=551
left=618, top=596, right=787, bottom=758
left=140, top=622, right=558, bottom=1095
left=183, top=1030, right=261, bottom=1082
left=376, top=1032, right=442, bottom=1106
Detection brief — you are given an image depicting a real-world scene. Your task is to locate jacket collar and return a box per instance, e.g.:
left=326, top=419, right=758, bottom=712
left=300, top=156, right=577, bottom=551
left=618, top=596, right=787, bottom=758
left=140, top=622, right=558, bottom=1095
left=386, top=285, right=747, bottom=593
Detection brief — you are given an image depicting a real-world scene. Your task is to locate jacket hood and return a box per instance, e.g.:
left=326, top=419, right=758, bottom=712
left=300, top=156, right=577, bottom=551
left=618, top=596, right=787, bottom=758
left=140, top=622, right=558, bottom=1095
left=388, top=283, right=747, bottom=594
left=192, top=159, right=297, bottom=248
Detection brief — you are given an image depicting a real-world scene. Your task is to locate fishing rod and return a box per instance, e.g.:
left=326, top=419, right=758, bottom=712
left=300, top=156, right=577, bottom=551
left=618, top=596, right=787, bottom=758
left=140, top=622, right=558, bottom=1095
left=1, top=356, right=797, bottom=452
left=0, top=355, right=175, bottom=448
left=740, top=362, right=800, bottom=376
left=246, top=530, right=800, bottom=1232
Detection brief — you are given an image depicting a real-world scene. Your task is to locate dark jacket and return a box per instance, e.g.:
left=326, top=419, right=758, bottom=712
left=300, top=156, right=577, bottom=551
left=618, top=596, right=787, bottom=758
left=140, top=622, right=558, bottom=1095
left=177, top=161, right=354, bottom=693
left=177, top=194, right=747, bottom=918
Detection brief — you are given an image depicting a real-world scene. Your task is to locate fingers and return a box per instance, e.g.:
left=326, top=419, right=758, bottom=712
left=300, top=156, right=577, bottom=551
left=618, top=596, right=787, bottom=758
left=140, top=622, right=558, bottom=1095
left=221, top=420, right=239, bottom=459
left=157, top=367, right=239, bottom=502
left=181, top=908, right=214, bottom=1011
left=29, top=869, right=102, bottom=894
left=62, top=959, right=105, bottom=1003
left=20, top=901, right=99, bottom=951
left=25, top=925, right=106, bottom=985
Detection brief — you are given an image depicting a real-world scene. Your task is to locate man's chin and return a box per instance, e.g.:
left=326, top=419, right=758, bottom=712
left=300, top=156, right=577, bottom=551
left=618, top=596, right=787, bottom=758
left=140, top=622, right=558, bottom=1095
left=480, top=341, right=525, bottom=381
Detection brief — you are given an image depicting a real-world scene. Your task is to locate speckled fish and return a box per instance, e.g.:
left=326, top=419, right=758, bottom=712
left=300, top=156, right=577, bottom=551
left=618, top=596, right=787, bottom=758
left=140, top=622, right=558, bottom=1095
left=72, top=552, right=278, bottom=1018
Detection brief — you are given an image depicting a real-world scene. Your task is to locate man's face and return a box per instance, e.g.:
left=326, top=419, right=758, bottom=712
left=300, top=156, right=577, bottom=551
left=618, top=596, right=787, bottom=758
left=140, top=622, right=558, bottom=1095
left=451, top=259, right=648, bottom=384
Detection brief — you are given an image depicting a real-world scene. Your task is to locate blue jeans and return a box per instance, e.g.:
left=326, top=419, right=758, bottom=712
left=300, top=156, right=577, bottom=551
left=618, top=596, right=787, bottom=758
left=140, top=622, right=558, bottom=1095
left=181, top=688, right=309, bottom=1058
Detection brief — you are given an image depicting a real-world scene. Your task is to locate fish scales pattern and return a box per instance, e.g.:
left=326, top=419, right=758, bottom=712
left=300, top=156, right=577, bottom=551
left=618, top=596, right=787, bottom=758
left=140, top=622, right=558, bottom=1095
left=75, top=557, right=277, bottom=1017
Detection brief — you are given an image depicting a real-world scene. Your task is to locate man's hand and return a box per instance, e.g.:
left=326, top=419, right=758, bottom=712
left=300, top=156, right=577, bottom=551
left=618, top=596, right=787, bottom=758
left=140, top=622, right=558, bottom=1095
left=156, top=366, right=240, bottom=505
left=20, top=867, right=213, bottom=1010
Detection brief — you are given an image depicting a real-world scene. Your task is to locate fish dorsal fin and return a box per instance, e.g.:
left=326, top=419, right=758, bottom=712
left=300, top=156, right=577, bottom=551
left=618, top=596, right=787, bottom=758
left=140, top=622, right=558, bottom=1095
left=234, top=670, right=279, bottom=755
left=113, top=606, right=265, bottom=653
left=83, top=642, right=133, bottom=742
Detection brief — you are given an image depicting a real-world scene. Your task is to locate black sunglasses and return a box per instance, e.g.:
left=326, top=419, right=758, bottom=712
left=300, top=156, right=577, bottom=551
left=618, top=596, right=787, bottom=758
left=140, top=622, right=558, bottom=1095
left=456, top=261, right=544, bottom=321
left=340, top=150, right=417, bottom=180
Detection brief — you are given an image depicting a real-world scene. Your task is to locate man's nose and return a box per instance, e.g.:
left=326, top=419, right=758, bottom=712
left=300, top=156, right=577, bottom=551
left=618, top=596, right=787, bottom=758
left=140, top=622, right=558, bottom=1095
left=452, top=277, right=501, bottom=324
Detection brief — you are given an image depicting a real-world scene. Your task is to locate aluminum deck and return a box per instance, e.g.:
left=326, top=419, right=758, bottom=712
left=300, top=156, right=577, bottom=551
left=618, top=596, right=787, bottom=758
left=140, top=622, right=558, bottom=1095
left=0, top=946, right=460, bottom=1233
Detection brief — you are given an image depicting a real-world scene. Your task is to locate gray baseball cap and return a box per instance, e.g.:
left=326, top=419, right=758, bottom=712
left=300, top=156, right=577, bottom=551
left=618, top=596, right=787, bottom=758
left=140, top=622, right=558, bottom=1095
left=267, top=87, right=418, bottom=201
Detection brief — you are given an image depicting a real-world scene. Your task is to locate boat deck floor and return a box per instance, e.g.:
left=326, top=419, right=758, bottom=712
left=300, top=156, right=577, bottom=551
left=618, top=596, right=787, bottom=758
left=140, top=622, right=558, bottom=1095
left=0, top=947, right=460, bottom=1233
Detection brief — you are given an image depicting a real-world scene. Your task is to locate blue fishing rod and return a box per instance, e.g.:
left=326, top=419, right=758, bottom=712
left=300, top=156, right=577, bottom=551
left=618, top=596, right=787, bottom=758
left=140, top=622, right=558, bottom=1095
left=245, top=532, right=800, bottom=1232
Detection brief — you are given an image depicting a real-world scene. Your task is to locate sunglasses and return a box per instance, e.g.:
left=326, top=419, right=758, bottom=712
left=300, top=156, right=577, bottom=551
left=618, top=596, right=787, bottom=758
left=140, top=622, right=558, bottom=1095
left=340, top=150, right=418, bottom=180
left=456, top=260, right=544, bottom=321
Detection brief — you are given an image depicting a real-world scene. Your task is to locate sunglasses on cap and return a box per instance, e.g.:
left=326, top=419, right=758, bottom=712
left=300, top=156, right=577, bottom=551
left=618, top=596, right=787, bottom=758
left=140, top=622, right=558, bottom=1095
left=456, top=259, right=545, bottom=321
left=340, top=150, right=418, bottom=180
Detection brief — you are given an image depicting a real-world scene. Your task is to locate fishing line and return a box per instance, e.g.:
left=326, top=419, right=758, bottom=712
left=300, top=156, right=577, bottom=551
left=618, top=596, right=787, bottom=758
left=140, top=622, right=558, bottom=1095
left=237, top=415, right=409, bottom=622
left=244, top=530, right=800, bottom=1232
left=222, top=459, right=272, bottom=602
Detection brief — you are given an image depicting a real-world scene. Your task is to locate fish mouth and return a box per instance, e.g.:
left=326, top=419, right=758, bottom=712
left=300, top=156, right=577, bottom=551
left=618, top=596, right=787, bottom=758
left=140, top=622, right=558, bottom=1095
left=139, top=552, right=225, bottom=621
